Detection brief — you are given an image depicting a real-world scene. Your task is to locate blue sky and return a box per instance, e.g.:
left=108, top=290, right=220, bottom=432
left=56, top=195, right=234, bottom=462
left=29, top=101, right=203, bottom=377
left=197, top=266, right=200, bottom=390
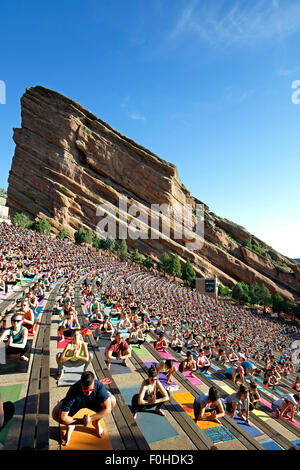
left=0, top=0, right=299, bottom=257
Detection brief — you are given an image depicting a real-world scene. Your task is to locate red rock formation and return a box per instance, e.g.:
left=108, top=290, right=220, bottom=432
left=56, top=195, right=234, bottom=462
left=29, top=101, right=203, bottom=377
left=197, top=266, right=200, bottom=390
left=7, top=86, right=300, bottom=301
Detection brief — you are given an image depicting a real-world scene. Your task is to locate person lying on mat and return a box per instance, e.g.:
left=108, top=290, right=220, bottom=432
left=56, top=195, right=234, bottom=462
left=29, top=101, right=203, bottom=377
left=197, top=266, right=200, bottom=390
left=95, top=315, right=114, bottom=341
left=272, top=393, right=300, bottom=422
left=179, top=351, right=197, bottom=378
left=104, top=332, right=131, bottom=369
left=193, top=386, right=224, bottom=424
left=224, top=385, right=250, bottom=424
left=131, top=365, right=170, bottom=420
left=0, top=313, right=31, bottom=361
left=52, top=371, right=116, bottom=446
left=55, top=329, right=93, bottom=381
left=224, top=365, right=245, bottom=385
left=59, top=311, right=80, bottom=340
left=156, top=359, right=177, bottom=385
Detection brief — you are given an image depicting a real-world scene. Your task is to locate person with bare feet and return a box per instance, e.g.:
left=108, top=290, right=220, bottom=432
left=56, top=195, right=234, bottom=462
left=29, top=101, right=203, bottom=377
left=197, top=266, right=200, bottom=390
left=0, top=313, right=31, bottom=362
left=52, top=371, right=116, bottom=446
left=104, top=332, right=131, bottom=370
left=131, top=365, right=170, bottom=419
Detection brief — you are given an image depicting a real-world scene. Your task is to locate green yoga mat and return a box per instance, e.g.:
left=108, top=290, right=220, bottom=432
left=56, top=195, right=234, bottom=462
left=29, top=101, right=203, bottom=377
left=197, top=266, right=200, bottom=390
left=119, top=385, right=178, bottom=444
left=0, top=383, right=23, bottom=445
left=131, top=345, right=148, bottom=356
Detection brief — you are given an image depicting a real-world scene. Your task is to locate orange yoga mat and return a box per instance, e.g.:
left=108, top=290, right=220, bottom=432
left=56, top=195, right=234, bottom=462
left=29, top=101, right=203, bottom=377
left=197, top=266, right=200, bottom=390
left=60, top=408, right=112, bottom=450
left=172, top=391, right=222, bottom=429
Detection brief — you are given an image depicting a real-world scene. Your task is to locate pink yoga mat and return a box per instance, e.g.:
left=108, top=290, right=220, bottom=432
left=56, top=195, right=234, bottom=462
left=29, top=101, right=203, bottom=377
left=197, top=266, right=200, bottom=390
left=57, top=334, right=73, bottom=349
left=182, top=371, right=203, bottom=385
left=150, top=344, right=174, bottom=359
left=261, top=398, right=272, bottom=409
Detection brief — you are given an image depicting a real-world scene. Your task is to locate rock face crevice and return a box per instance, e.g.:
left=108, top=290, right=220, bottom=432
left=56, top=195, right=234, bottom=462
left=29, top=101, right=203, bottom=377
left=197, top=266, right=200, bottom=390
left=7, top=86, right=300, bottom=301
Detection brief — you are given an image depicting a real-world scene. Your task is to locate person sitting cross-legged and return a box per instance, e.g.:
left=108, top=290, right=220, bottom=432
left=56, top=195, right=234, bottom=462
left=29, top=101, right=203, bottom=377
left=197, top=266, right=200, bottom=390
left=131, top=365, right=170, bottom=420
left=104, top=332, right=131, bottom=370
left=0, top=313, right=31, bottom=362
left=52, top=371, right=116, bottom=446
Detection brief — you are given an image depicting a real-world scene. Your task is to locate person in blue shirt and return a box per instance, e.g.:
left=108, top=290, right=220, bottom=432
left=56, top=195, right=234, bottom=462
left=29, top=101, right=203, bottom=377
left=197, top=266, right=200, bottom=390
left=224, top=365, right=245, bottom=385
left=241, top=360, right=259, bottom=380
left=52, top=371, right=116, bottom=446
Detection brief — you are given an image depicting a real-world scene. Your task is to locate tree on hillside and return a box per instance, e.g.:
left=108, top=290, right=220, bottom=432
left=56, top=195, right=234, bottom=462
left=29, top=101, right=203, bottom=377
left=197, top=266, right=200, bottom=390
left=130, top=248, right=143, bottom=264
left=117, top=239, right=128, bottom=261
left=31, top=218, right=51, bottom=235
left=57, top=228, right=68, bottom=240
left=103, top=237, right=116, bottom=252
left=167, top=254, right=182, bottom=280
left=11, top=212, right=31, bottom=229
left=249, top=282, right=261, bottom=306
left=232, top=282, right=250, bottom=304
left=181, top=259, right=196, bottom=286
left=272, top=293, right=284, bottom=313
left=160, top=252, right=171, bottom=275
left=83, top=229, right=93, bottom=245
left=143, top=256, right=154, bottom=269
left=74, top=229, right=86, bottom=244
left=257, top=284, right=272, bottom=313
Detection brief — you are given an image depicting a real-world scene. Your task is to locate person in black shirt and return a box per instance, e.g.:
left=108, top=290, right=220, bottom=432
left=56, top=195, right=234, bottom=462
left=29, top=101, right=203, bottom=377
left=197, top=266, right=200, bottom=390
left=52, top=371, right=116, bottom=446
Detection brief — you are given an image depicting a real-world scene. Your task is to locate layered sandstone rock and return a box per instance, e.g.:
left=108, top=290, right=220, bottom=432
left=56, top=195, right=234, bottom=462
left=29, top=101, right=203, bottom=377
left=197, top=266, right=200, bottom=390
left=7, top=86, right=300, bottom=301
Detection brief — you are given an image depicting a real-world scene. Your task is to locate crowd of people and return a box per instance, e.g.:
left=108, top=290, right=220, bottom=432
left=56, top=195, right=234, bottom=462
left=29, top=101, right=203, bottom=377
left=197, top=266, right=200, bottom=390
left=0, top=220, right=300, bottom=447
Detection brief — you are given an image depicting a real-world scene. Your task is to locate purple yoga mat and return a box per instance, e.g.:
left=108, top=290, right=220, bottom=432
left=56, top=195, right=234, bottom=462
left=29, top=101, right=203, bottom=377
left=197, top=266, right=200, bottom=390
left=144, top=361, right=176, bottom=386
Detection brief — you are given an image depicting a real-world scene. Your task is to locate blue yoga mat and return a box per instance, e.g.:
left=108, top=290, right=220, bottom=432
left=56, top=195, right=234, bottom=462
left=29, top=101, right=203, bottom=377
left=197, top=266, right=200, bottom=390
left=119, top=385, right=178, bottom=444
left=292, top=439, right=300, bottom=448
left=260, top=438, right=282, bottom=450
left=234, top=415, right=263, bottom=437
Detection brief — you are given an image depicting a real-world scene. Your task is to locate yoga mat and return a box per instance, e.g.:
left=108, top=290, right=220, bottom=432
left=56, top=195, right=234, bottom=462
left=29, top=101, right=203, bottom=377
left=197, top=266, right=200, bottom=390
left=57, top=364, right=85, bottom=387
left=60, top=408, right=112, bottom=451
left=204, top=426, right=235, bottom=444
left=252, top=409, right=271, bottom=421
left=259, top=438, right=282, bottom=450
left=144, top=362, right=177, bottom=386
left=233, top=415, right=263, bottom=437
left=0, top=383, right=23, bottom=445
left=182, top=371, right=203, bottom=385
left=221, top=385, right=235, bottom=394
left=260, top=398, right=272, bottom=409
left=282, top=416, right=300, bottom=429
left=131, top=345, right=148, bottom=356
left=100, top=350, right=131, bottom=375
left=202, top=371, right=215, bottom=380
left=57, top=335, right=73, bottom=350
left=0, top=344, right=32, bottom=374
left=119, top=385, right=178, bottom=444
left=171, top=391, right=221, bottom=429
left=149, top=344, right=174, bottom=360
